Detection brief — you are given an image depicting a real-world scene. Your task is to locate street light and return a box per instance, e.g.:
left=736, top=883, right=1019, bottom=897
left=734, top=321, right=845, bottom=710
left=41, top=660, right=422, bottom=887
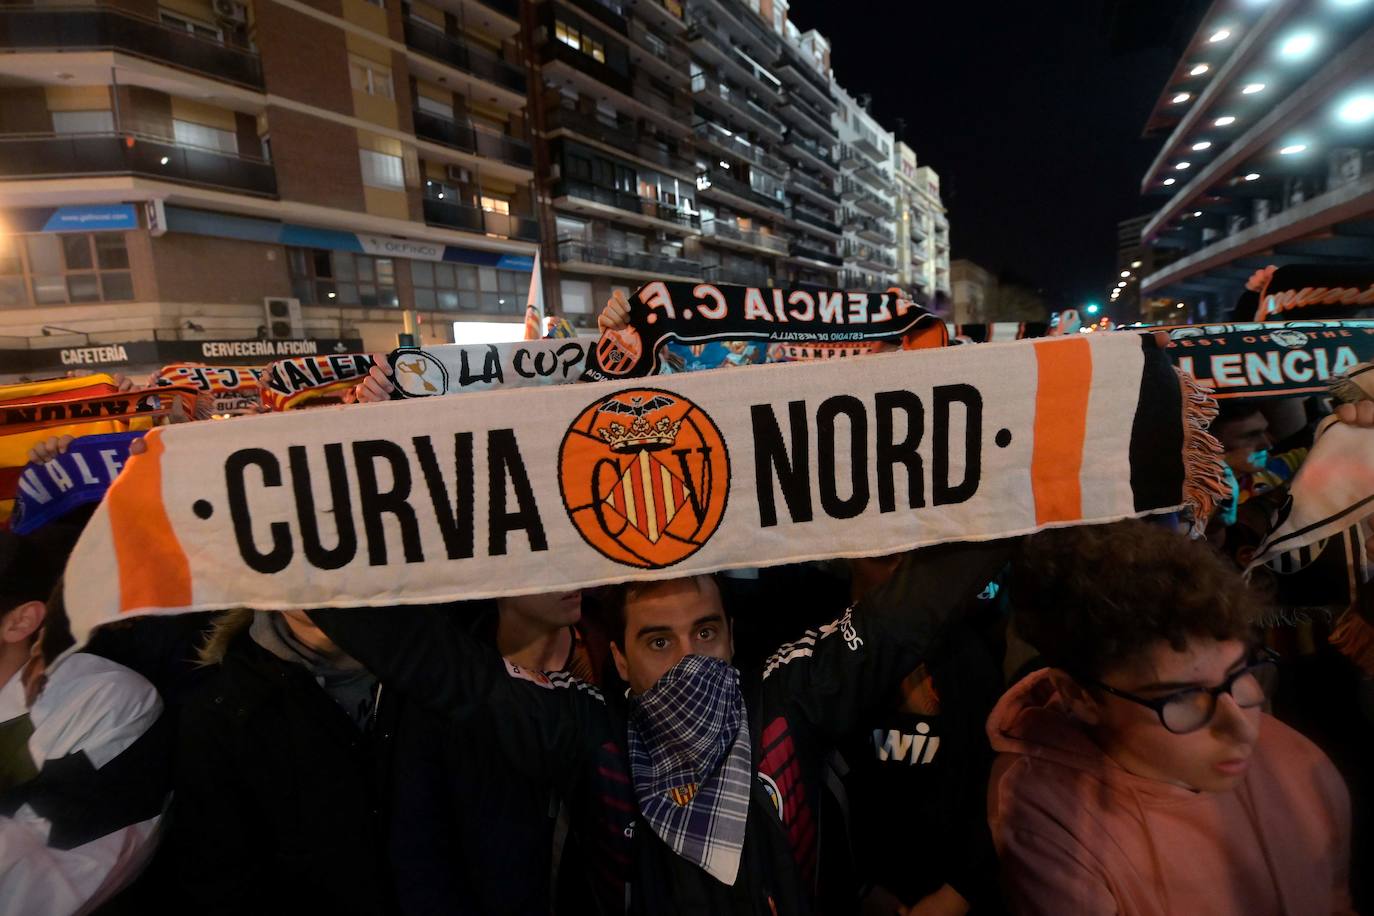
left=1086, top=304, right=1101, bottom=315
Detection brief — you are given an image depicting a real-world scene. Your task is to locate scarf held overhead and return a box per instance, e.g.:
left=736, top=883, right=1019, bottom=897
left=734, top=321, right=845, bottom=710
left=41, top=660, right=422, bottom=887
left=584, top=282, right=939, bottom=380
left=386, top=339, right=591, bottom=397
left=259, top=354, right=376, bottom=411
left=1167, top=320, right=1374, bottom=399
left=63, top=333, right=1223, bottom=637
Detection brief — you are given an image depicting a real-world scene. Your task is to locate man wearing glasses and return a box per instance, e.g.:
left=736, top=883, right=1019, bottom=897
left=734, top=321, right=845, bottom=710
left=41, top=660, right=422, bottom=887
left=987, top=519, right=1352, bottom=916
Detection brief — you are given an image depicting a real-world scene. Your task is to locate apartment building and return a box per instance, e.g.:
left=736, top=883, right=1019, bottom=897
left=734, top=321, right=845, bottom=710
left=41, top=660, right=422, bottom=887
left=0, top=0, right=538, bottom=374
left=0, top=0, right=940, bottom=368
left=893, top=140, right=950, bottom=310
left=833, top=83, right=896, bottom=292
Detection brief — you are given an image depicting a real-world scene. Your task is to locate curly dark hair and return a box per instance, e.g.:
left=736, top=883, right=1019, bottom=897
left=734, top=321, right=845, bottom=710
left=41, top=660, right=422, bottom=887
left=1011, top=519, right=1264, bottom=679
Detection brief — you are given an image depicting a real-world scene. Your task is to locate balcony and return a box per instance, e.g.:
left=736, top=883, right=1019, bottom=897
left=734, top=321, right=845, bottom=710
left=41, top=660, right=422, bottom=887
left=631, top=0, right=686, bottom=31
left=778, top=94, right=836, bottom=140
left=838, top=144, right=865, bottom=170
left=774, top=43, right=832, bottom=107
left=700, top=219, right=788, bottom=255
left=693, top=120, right=786, bottom=176
left=849, top=214, right=895, bottom=246
left=852, top=130, right=887, bottom=162
left=629, top=19, right=689, bottom=87
left=412, top=110, right=533, bottom=169
left=542, top=35, right=633, bottom=96
left=403, top=19, right=526, bottom=96
left=475, top=0, right=520, bottom=20
left=0, top=6, right=263, bottom=90
left=554, top=179, right=700, bottom=231
left=690, top=72, right=783, bottom=141
left=782, top=132, right=837, bottom=174
left=788, top=241, right=843, bottom=267
left=566, top=0, right=628, bottom=31
left=703, top=262, right=770, bottom=286
left=546, top=108, right=694, bottom=176
left=842, top=241, right=895, bottom=273
left=0, top=131, right=276, bottom=196
left=558, top=239, right=701, bottom=280
left=786, top=169, right=832, bottom=202
left=699, top=167, right=786, bottom=216
left=790, top=202, right=842, bottom=237
left=841, top=179, right=889, bottom=218
left=852, top=162, right=886, bottom=192
left=423, top=195, right=539, bottom=241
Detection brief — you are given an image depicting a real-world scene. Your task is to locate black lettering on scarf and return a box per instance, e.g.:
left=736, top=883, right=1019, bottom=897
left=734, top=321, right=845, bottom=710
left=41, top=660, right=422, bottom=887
left=875, top=390, right=925, bottom=512
left=933, top=384, right=982, bottom=506
left=487, top=429, right=547, bottom=555
left=414, top=433, right=475, bottom=560
left=290, top=444, right=357, bottom=570
left=816, top=395, right=868, bottom=519
left=751, top=401, right=812, bottom=527
left=460, top=345, right=505, bottom=388
left=226, top=448, right=293, bottom=574
left=353, top=440, right=424, bottom=566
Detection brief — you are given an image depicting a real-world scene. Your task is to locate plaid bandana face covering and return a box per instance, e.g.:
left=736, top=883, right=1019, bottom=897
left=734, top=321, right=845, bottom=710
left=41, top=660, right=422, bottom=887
left=627, top=654, right=752, bottom=886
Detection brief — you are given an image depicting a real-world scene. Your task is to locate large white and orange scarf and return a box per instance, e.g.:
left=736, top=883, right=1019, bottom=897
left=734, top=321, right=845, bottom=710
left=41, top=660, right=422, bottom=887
left=63, top=333, right=1223, bottom=638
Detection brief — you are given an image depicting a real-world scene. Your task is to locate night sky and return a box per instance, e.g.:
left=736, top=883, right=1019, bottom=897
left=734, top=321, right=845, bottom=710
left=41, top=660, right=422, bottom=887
left=790, top=0, right=1193, bottom=315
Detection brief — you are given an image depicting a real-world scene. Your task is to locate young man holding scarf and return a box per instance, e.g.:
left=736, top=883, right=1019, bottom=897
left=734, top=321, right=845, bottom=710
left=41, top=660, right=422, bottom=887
left=308, top=540, right=1006, bottom=915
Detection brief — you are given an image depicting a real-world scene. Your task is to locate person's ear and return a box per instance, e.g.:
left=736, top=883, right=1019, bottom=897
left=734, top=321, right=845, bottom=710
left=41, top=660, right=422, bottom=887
left=1, top=601, right=45, bottom=646
left=611, top=640, right=629, bottom=685
left=1047, top=669, right=1103, bottom=726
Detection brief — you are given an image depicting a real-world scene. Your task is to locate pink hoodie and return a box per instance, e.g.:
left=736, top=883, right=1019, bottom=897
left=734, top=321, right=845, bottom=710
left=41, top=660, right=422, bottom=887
left=986, top=670, right=1353, bottom=916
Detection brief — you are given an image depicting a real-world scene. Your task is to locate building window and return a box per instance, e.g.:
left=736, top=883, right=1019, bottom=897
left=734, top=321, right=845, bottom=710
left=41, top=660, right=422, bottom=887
left=554, top=20, right=605, bottom=63
left=410, top=262, right=526, bottom=314
left=363, top=0, right=384, bottom=7
left=173, top=119, right=238, bottom=154
left=288, top=248, right=398, bottom=308
left=479, top=195, right=510, bottom=215
left=416, top=94, right=452, bottom=120
left=159, top=10, right=222, bottom=41
left=2, top=233, right=133, bottom=307
left=360, top=149, right=405, bottom=190
left=51, top=110, right=115, bottom=134
left=349, top=56, right=394, bottom=100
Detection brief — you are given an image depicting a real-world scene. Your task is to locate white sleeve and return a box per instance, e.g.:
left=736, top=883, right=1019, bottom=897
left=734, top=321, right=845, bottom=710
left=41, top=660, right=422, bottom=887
left=0, top=810, right=160, bottom=916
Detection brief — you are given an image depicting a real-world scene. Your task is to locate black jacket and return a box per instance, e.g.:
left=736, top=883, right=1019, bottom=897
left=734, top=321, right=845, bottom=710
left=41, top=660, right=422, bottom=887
left=312, top=541, right=1007, bottom=916
left=165, top=629, right=399, bottom=916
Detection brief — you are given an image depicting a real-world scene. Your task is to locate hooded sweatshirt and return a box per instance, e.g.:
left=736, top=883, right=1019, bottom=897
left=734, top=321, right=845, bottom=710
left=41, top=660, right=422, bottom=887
left=986, top=669, right=1353, bottom=916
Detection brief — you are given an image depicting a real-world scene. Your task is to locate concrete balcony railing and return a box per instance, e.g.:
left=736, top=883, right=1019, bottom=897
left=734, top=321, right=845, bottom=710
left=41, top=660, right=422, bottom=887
left=403, top=18, right=526, bottom=96
left=422, top=196, right=539, bottom=242
left=558, top=240, right=701, bottom=278
left=701, top=219, right=788, bottom=254
left=412, top=109, right=533, bottom=168
left=0, top=5, right=263, bottom=89
left=554, top=180, right=700, bottom=230
left=0, top=131, right=276, bottom=196
left=790, top=202, right=843, bottom=236
left=693, top=119, right=787, bottom=175
left=788, top=240, right=843, bottom=266
left=703, top=262, right=770, bottom=286
left=547, top=108, right=695, bottom=174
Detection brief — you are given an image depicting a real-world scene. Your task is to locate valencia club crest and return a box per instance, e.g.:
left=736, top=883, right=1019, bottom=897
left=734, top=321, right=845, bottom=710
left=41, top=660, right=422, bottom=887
left=559, top=388, right=729, bottom=569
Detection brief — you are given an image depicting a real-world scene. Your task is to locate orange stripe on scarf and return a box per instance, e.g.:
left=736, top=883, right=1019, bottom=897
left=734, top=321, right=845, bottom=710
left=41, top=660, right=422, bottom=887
left=1031, top=338, right=1092, bottom=525
left=110, top=430, right=192, bottom=612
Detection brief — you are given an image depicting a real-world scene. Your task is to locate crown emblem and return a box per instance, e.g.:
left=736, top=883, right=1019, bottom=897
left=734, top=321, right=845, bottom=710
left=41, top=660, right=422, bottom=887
left=597, top=395, right=682, bottom=453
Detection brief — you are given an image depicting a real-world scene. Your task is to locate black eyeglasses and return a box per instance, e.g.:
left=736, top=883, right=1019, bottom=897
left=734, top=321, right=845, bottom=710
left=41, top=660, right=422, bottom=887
left=1075, top=649, right=1279, bottom=735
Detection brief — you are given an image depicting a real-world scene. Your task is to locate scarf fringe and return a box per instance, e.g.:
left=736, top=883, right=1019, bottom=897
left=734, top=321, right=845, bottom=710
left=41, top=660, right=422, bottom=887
left=1330, top=608, right=1374, bottom=676
left=1176, top=368, right=1228, bottom=534
left=1329, top=376, right=1366, bottom=405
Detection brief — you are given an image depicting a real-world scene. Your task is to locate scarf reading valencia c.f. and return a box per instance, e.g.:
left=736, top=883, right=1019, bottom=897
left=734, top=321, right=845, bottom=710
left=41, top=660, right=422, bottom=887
left=628, top=655, right=751, bottom=886
left=584, top=282, right=939, bottom=380
left=62, top=333, right=1225, bottom=640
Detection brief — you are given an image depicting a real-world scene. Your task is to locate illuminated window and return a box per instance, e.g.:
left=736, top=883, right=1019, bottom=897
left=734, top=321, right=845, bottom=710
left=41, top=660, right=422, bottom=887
left=556, top=21, right=580, bottom=49
left=479, top=195, right=511, bottom=214
left=9, top=233, right=133, bottom=307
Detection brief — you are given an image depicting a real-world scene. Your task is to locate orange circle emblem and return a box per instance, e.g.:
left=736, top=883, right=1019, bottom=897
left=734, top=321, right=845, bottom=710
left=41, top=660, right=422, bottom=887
left=559, top=387, right=730, bottom=569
